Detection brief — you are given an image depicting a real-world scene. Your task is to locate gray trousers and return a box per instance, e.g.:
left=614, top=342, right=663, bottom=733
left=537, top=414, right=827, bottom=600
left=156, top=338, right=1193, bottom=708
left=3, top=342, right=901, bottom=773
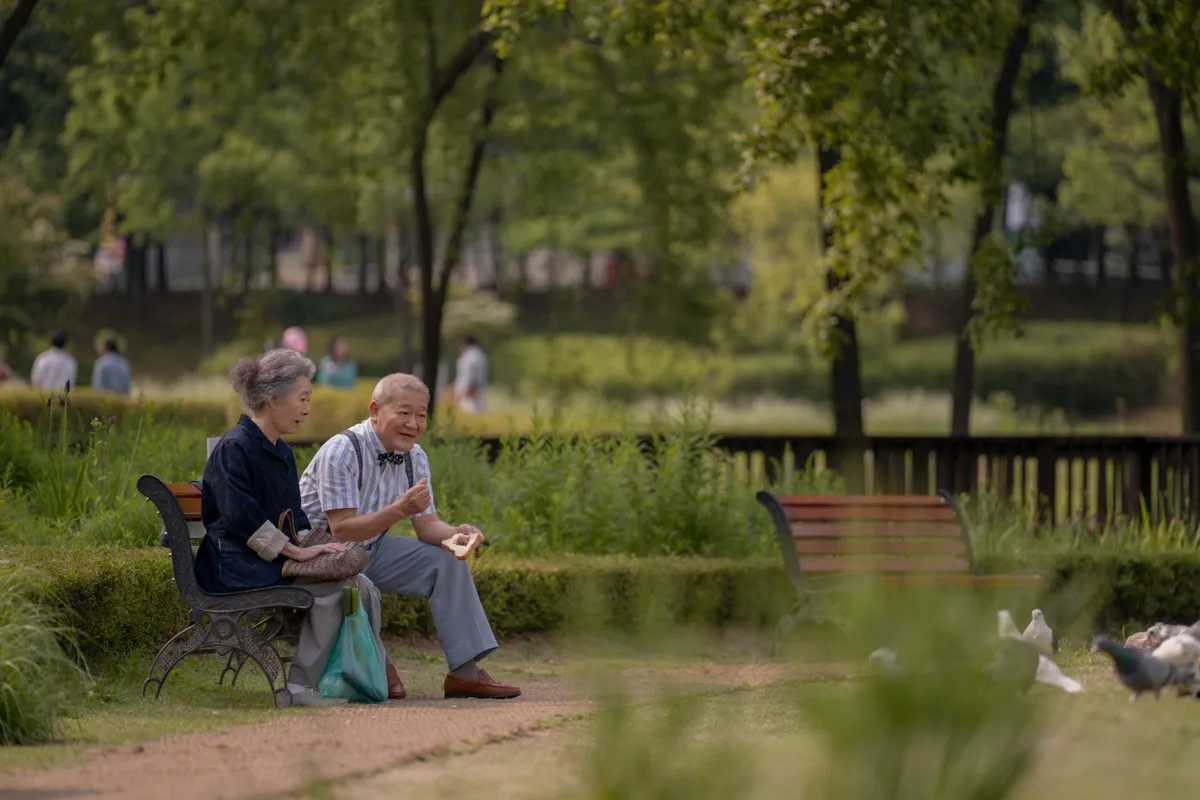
left=363, top=534, right=498, bottom=671
left=287, top=574, right=387, bottom=688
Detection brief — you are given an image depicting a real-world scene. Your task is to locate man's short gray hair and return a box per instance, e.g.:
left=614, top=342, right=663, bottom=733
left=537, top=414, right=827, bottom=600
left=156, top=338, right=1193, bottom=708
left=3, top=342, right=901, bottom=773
left=371, top=373, right=430, bottom=407
left=229, top=349, right=316, bottom=413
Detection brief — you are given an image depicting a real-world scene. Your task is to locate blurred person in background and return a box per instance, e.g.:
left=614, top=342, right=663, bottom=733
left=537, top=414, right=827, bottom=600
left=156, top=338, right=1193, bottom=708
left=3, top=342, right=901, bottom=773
left=0, top=345, right=14, bottom=384
left=451, top=334, right=488, bottom=414
left=30, top=331, right=77, bottom=391
left=91, top=337, right=132, bottom=395
left=282, top=326, right=308, bottom=355
left=316, top=335, right=358, bottom=390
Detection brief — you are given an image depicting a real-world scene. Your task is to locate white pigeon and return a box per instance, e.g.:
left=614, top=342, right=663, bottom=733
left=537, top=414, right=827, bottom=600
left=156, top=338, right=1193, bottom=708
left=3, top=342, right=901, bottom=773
left=1151, top=632, right=1200, bottom=669
left=998, top=610, right=1023, bottom=640
left=1023, top=609, right=1055, bottom=658
left=1035, top=654, right=1084, bottom=693
left=998, top=609, right=1083, bottom=694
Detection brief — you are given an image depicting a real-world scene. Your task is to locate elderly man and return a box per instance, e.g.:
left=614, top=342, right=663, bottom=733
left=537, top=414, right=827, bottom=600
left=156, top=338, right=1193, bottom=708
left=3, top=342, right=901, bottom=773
left=298, top=373, right=520, bottom=700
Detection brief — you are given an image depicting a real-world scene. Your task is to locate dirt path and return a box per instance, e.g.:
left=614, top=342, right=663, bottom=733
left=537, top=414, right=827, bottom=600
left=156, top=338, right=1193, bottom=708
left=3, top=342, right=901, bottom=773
left=0, top=665, right=796, bottom=800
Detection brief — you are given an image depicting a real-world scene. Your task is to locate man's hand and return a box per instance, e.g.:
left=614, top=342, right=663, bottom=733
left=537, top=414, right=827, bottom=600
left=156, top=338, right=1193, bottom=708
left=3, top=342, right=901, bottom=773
left=292, top=542, right=348, bottom=561
left=393, top=477, right=431, bottom=518
left=447, top=524, right=485, bottom=556
left=454, top=523, right=484, bottom=543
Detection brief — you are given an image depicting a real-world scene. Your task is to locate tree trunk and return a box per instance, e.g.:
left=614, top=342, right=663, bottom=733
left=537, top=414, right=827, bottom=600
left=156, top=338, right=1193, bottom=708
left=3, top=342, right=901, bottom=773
left=488, top=203, right=504, bottom=291
left=950, top=0, right=1041, bottom=436
left=375, top=234, right=388, bottom=295
left=124, top=237, right=148, bottom=293
left=1145, top=76, right=1200, bottom=432
left=0, top=0, right=39, bottom=74
left=409, top=20, right=496, bottom=409
left=394, top=222, right=416, bottom=374
left=1121, top=223, right=1141, bottom=323
left=817, top=144, right=865, bottom=442
left=323, top=228, right=335, bottom=293
left=200, top=211, right=215, bottom=357
left=241, top=226, right=255, bottom=294
left=1093, top=225, right=1107, bottom=286
left=268, top=218, right=280, bottom=288
left=155, top=238, right=168, bottom=292
left=357, top=233, right=370, bottom=294
left=420, top=55, right=503, bottom=409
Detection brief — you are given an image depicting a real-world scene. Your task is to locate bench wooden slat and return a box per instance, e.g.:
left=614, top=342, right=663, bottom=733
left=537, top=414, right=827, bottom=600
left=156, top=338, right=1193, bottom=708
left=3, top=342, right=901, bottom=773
left=872, top=573, right=1043, bottom=587
left=783, top=505, right=958, bottom=522
left=776, top=495, right=949, bottom=507
left=168, top=483, right=202, bottom=517
left=798, top=557, right=973, bottom=573
left=794, top=539, right=967, bottom=556
left=792, top=522, right=963, bottom=539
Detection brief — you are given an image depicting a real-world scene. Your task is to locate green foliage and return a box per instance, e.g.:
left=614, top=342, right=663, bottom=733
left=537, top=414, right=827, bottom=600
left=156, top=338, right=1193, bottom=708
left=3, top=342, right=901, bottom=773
left=0, top=388, right=229, bottom=432
left=804, top=584, right=1041, bottom=800
left=1, top=546, right=794, bottom=664
left=0, top=569, right=87, bottom=746
left=491, top=323, right=1172, bottom=418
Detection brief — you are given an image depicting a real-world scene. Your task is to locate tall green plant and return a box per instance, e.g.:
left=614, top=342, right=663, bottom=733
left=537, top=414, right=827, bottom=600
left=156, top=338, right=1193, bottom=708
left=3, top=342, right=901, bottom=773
left=0, top=569, right=87, bottom=745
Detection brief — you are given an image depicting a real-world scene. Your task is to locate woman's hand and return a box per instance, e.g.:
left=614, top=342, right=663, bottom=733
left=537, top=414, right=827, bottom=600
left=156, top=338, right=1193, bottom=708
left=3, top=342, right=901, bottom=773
left=291, top=542, right=348, bottom=562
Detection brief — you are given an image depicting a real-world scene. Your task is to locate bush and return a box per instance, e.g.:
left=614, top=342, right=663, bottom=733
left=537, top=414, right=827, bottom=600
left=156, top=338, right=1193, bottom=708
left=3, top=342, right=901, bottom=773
left=1046, top=551, right=1200, bottom=636
left=0, top=388, right=229, bottom=433
left=490, top=323, right=1172, bottom=418
left=0, top=546, right=795, bottom=664
left=0, top=569, right=86, bottom=745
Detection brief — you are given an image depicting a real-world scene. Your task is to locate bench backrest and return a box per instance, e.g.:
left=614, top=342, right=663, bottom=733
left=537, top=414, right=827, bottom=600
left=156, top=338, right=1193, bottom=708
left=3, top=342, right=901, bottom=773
left=756, top=491, right=975, bottom=583
left=138, top=474, right=206, bottom=603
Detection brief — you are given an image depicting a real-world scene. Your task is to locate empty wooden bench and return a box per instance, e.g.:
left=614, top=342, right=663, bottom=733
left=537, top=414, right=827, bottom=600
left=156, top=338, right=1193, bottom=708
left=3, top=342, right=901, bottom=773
left=756, top=490, right=1042, bottom=635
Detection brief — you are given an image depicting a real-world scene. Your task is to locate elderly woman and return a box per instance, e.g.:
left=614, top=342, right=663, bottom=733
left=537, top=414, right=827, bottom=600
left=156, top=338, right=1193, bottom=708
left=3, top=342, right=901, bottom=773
left=193, top=348, right=389, bottom=707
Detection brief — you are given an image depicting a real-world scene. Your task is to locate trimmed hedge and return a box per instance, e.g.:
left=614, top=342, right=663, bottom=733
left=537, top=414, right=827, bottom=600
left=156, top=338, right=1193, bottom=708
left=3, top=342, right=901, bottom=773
left=492, top=325, right=1171, bottom=418
left=0, top=547, right=795, bottom=665
left=0, top=390, right=228, bottom=432
left=6, top=545, right=1198, bottom=666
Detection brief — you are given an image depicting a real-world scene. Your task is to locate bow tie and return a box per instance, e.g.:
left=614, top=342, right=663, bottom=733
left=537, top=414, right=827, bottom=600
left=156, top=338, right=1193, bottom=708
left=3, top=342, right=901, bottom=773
left=377, top=451, right=407, bottom=467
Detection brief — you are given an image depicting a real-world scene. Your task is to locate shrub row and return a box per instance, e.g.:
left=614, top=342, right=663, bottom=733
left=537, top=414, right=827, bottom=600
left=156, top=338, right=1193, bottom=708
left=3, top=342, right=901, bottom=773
left=1, top=390, right=229, bottom=432
left=0, top=547, right=795, bottom=665
left=492, top=325, right=1171, bottom=418
left=4, top=545, right=1199, bottom=666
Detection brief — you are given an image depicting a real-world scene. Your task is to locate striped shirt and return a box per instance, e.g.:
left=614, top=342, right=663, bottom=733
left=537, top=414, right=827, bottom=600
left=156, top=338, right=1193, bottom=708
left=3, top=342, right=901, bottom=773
left=298, top=419, right=436, bottom=548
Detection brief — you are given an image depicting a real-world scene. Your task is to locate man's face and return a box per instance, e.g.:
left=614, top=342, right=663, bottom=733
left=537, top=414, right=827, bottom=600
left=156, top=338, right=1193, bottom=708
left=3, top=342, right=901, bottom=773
left=369, top=389, right=428, bottom=452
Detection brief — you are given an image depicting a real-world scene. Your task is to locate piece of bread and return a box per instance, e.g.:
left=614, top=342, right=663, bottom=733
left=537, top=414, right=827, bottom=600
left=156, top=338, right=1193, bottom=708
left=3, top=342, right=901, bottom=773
left=441, top=531, right=483, bottom=560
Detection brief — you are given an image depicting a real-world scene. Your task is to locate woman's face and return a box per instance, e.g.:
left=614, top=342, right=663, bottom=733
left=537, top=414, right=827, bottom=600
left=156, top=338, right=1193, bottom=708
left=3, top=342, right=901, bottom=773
left=266, top=376, right=312, bottom=435
left=332, top=338, right=350, bottom=361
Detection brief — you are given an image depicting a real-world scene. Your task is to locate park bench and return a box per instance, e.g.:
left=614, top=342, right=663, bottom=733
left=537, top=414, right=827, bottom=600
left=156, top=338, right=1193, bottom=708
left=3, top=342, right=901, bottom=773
left=755, top=490, right=1043, bottom=637
left=138, top=474, right=312, bottom=708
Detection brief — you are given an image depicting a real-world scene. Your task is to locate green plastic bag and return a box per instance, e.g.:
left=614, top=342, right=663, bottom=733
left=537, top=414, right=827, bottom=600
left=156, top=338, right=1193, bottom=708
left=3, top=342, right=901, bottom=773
left=317, top=584, right=388, bottom=703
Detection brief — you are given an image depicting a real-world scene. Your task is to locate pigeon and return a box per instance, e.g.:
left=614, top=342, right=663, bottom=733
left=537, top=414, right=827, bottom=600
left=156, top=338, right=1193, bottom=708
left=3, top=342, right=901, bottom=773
left=1151, top=633, right=1200, bottom=669
left=994, top=610, right=1083, bottom=694
left=1124, top=631, right=1161, bottom=651
left=1148, top=622, right=1188, bottom=642
left=869, top=647, right=901, bottom=676
left=990, top=636, right=1040, bottom=693
left=1036, top=654, right=1084, bottom=693
left=1092, top=635, right=1195, bottom=701
left=998, top=610, right=1024, bottom=640
left=1023, top=609, right=1055, bottom=657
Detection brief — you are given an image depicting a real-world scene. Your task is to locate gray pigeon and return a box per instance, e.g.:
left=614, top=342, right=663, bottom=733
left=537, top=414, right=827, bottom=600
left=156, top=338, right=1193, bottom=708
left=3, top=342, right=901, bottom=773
left=1092, top=635, right=1195, bottom=701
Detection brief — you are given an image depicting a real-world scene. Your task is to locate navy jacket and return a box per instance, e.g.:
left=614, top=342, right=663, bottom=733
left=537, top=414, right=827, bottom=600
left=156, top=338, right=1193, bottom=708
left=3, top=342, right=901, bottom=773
left=194, top=415, right=310, bottom=593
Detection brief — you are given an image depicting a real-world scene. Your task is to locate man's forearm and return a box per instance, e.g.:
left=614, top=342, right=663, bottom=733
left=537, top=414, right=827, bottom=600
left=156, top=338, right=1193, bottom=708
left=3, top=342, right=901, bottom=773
left=328, top=505, right=405, bottom=542
left=412, top=516, right=457, bottom=546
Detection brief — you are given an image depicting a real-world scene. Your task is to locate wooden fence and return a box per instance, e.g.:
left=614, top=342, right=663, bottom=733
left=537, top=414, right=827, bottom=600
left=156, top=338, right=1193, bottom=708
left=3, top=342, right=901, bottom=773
left=290, top=434, right=1200, bottom=525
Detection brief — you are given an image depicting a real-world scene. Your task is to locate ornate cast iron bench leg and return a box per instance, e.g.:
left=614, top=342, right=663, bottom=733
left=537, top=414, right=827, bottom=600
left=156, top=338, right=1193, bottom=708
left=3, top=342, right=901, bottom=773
left=220, top=650, right=250, bottom=687
left=142, top=623, right=209, bottom=700
left=772, top=590, right=852, bottom=656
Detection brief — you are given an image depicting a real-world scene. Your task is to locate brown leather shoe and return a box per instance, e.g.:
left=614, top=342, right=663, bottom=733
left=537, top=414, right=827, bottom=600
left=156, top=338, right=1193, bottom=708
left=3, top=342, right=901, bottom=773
left=386, top=662, right=406, bottom=700
left=443, top=669, right=521, bottom=700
